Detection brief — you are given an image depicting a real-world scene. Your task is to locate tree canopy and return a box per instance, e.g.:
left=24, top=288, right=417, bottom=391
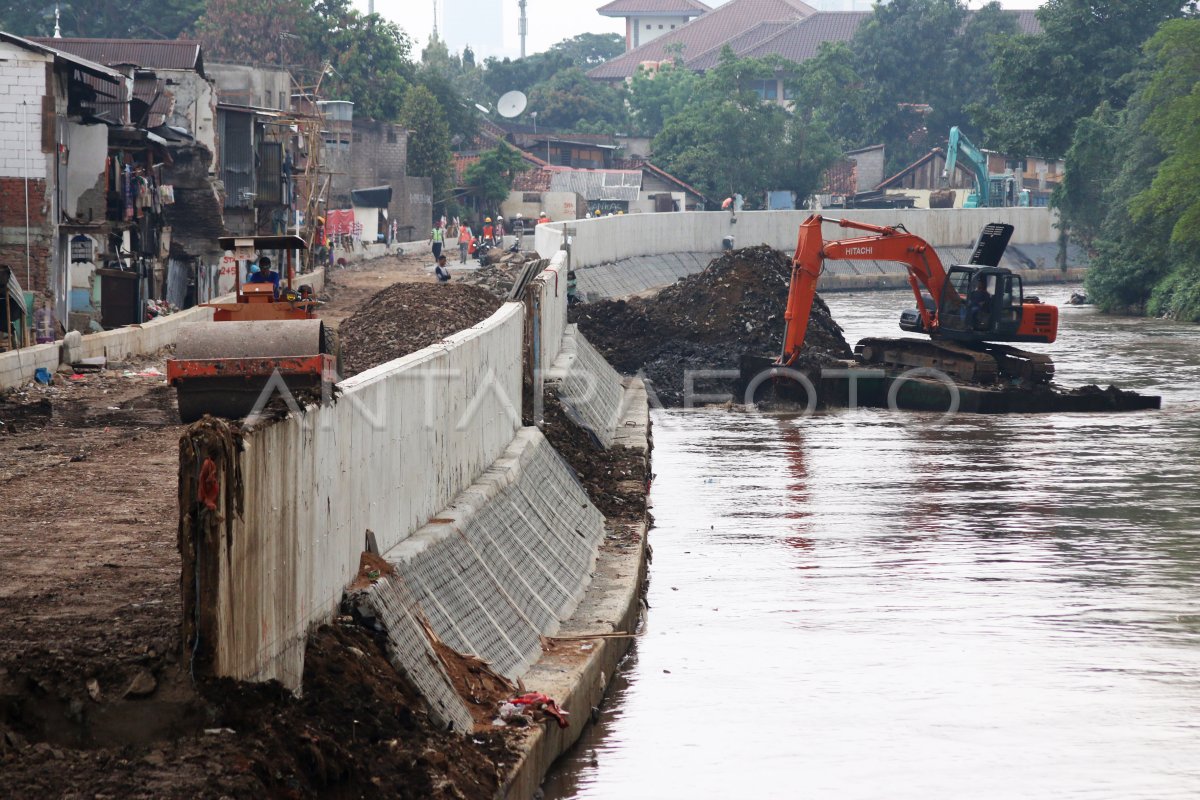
left=399, top=84, right=454, bottom=214
left=463, top=143, right=529, bottom=209
left=0, top=0, right=204, bottom=39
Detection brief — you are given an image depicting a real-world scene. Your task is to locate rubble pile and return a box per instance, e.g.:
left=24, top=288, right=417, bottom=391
left=539, top=390, right=648, bottom=522
left=572, top=245, right=852, bottom=405
left=339, top=282, right=502, bottom=377
left=460, top=250, right=545, bottom=299
left=0, top=622, right=514, bottom=799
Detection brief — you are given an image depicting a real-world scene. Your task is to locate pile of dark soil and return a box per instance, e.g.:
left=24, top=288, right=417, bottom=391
left=540, top=390, right=648, bottom=522
left=571, top=245, right=851, bottom=406
left=339, top=282, right=503, bottom=377
left=0, top=621, right=515, bottom=800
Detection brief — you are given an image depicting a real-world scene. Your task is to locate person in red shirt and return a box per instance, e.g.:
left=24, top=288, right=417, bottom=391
left=482, top=217, right=494, bottom=244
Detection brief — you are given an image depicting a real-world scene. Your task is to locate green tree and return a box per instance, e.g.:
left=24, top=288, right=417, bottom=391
left=548, top=32, right=625, bottom=67
left=399, top=84, right=454, bottom=215
left=849, top=0, right=1018, bottom=172
left=193, top=0, right=314, bottom=67
left=1, top=0, right=204, bottom=38
left=627, top=60, right=705, bottom=137
left=463, top=143, right=529, bottom=208
left=305, top=0, right=414, bottom=121
left=786, top=41, right=869, bottom=149
left=1132, top=19, right=1200, bottom=249
left=528, top=67, right=627, bottom=131
left=981, top=0, right=1192, bottom=158
left=651, top=52, right=836, bottom=204
left=1052, top=103, right=1121, bottom=252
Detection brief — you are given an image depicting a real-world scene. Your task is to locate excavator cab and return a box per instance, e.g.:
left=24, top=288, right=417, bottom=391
left=936, top=266, right=1025, bottom=341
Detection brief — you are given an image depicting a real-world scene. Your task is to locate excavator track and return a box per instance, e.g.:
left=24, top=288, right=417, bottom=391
left=855, top=337, right=1053, bottom=385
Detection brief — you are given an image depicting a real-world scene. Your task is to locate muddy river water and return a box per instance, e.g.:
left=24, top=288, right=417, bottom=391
left=544, top=288, right=1200, bottom=799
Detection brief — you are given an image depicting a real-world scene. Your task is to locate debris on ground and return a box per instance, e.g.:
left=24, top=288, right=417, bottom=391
left=339, top=282, right=503, bottom=377
left=571, top=245, right=851, bottom=406
left=539, top=390, right=648, bottom=523
left=0, top=621, right=515, bottom=799
left=458, top=250, right=545, bottom=299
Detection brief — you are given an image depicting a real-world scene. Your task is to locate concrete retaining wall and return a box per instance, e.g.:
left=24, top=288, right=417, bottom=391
left=546, top=325, right=624, bottom=448
left=538, top=208, right=1057, bottom=269
left=202, top=301, right=524, bottom=686
left=382, top=428, right=606, bottom=680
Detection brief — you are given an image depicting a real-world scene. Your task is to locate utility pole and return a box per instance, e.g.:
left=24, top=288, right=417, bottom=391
left=518, top=0, right=527, bottom=58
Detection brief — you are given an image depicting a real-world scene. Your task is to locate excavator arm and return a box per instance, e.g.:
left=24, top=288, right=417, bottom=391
left=779, top=215, right=950, bottom=366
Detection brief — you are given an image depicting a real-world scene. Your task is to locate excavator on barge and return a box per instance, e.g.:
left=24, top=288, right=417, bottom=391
left=778, top=214, right=1058, bottom=384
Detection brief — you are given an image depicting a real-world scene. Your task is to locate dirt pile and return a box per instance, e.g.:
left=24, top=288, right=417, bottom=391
left=539, top=390, right=648, bottom=522
left=571, top=245, right=851, bottom=406
left=0, top=621, right=516, bottom=799
left=339, top=282, right=503, bottom=377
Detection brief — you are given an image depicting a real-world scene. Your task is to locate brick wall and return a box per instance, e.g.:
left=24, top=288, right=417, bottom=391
left=0, top=176, right=48, bottom=228
left=0, top=52, right=49, bottom=181
left=0, top=242, right=52, bottom=294
left=349, top=120, right=411, bottom=222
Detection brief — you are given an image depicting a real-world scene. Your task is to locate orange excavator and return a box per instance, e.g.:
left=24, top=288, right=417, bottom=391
left=779, top=215, right=1058, bottom=384
left=167, top=234, right=338, bottom=423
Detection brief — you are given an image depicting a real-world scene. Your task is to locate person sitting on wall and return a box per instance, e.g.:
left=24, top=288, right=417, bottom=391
left=248, top=255, right=281, bottom=298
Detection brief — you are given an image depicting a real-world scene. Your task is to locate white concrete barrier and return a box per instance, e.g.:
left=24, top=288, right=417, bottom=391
left=547, top=208, right=1057, bottom=269
left=200, top=302, right=525, bottom=687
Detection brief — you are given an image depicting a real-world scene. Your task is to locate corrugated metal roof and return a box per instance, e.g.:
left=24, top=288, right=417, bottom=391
left=548, top=169, right=643, bottom=201
left=598, top=0, right=711, bottom=17
left=1013, top=9, right=1040, bottom=35
left=588, top=0, right=817, bottom=80
left=30, top=37, right=204, bottom=74
left=0, top=31, right=124, bottom=83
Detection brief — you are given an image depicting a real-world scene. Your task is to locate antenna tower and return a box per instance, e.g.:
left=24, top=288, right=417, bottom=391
left=518, top=0, right=527, bottom=58
left=432, top=0, right=440, bottom=39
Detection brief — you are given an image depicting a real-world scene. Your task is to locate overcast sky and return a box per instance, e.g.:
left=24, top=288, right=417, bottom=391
left=356, top=0, right=1046, bottom=62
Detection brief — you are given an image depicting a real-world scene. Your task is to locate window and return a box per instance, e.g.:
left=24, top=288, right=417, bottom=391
left=670, top=24, right=676, bottom=28
left=387, top=128, right=398, bottom=144
left=522, top=192, right=540, bottom=203
left=749, top=79, right=777, bottom=101
left=658, top=24, right=663, bottom=28
left=265, top=90, right=272, bottom=107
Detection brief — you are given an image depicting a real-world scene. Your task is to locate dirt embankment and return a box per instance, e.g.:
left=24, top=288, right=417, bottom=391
left=338, top=282, right=503, bottom=378
left=571, top=245, right=851, bottom=406
left=539, top=391, right=648, bottom=524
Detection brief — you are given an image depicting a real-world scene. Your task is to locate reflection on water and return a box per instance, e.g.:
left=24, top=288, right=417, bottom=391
left=544, top=289, right=1200, bottom=799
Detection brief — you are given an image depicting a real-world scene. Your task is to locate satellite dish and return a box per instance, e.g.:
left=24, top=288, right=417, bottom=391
left=474, top=103, right=490, bottom=114
left=497, top=90, right=528, bottom=118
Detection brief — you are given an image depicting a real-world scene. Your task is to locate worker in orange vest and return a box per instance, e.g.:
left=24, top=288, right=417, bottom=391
left=482, top=217, right=494, bottom=244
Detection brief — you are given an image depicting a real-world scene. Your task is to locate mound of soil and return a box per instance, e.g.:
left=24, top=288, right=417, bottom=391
left=571, top=245, right=851, bottom=406
left=0, top=621, right=515, bottom=800
left=539, top=391, right=648, bottom=523
left=339, top=283, right=503, bottom=377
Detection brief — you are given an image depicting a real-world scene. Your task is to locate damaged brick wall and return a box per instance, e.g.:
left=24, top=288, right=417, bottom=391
left=0, top=176, right=53, bottom=294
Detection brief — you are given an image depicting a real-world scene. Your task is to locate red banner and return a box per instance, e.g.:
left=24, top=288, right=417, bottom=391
left=325, top=209, right=357, bottom=236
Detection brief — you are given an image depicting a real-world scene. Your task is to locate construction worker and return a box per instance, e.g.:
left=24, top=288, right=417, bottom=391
left=495, top=214, right=506, bottom=243
left=457, top=220, right=473, bottom=264
left=513, top=213, right=524, bottom=249
left=429, top=220, right=445, bottom=260
left=482, top=217, right=494, bottom=245
left=537, top=211, right=550, bottom=225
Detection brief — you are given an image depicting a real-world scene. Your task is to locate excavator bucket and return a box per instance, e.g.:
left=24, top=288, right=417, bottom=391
left=167, top=319, right=336, bottom=423
left=967, top=223, right=1013, bottom=267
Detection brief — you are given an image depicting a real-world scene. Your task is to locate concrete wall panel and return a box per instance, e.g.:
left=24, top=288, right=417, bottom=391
left=548, top=208, right=1057, bottom=269
left=211, top=301, right=525, bottom=685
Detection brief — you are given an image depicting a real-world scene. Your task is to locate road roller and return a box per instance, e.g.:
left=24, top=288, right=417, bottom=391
left=167, top=235, right=338, bottom=423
